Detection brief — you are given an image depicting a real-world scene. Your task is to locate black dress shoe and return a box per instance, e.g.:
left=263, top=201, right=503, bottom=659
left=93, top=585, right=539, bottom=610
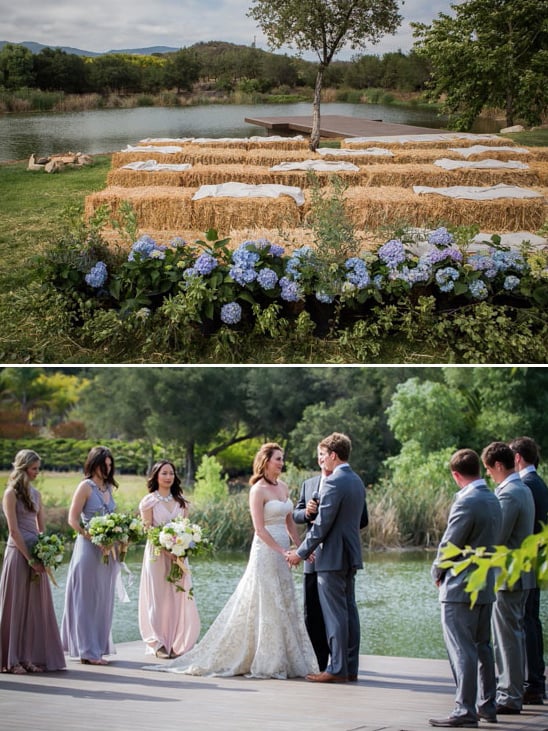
left=495, top=705, right=520, bottom=715
left=477, top=710, right=497, bottom=723
left=523, top=692, right=544, bottom=705
left=429, top=716, right=478, bottom=727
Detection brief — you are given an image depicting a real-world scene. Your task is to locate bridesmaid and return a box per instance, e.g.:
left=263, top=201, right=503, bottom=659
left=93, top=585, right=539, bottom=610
left=138, top=459, right=200, bottom=659
left=61, top=445, right=120, bottom=665
left=0, top=449, right=65, bottom=674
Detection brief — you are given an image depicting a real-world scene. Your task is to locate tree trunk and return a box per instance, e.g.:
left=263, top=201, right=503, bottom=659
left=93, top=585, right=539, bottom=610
left=184, top=440, right=196, bottom=485
left=310, top=65, right=325, bottom=151
left=506, top=90, right=515, bottom=127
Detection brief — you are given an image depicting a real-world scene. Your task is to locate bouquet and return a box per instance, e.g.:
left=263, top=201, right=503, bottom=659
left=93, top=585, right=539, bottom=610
left=31, top=533, right=65, bottom=586
left=148, top=517, right=210, bottom=592
left=87, top=512, right=143, bottom=564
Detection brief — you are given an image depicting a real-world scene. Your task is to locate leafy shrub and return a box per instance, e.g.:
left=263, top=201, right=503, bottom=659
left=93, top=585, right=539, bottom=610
left=192, top=455, right=229, bottom=504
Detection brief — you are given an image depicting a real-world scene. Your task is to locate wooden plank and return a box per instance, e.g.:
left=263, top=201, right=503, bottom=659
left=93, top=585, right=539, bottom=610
left=1, top=643, right=547, bottom=730
left=244, top=114, right=443, bottom=138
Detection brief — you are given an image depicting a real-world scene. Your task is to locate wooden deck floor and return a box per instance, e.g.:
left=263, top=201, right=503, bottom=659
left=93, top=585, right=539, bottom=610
left=244, top=114, right=444, bottom=138
left=1, top=644, right=547, bottom=731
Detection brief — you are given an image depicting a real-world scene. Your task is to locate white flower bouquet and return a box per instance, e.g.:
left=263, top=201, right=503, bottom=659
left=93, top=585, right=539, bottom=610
left=31, top=533, right=65, bottom=586
left=148, top=517, right=210, bottom=592
left=87, top=512, right=144, bottom=564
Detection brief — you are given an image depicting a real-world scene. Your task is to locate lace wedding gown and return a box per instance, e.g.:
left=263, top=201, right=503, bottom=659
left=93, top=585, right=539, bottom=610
left=147, top=498, right=319, bottom=679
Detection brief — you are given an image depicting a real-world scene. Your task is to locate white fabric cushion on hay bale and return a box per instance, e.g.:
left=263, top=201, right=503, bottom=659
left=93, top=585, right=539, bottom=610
left=317, top=147, right=394, bottom=157
left=269, top=160, right=359, bottom=172
left=192, top=182, right=305, bottom=206
left=121, top=160, right=192, bottom=171
left=139, top=138, right=193, bottom=144
left=469, top=231, right=548, bottom=251
left=449, top=145, right=530, bottom=158
left=344, top=133, right=503, bottom=145
left=123, top=145, right=184, bottom=153
left=413, top=183, right=543, bottom=199
left=434, top=158, right=530, bottom=170
left=248, top=135, right=305, bottom=142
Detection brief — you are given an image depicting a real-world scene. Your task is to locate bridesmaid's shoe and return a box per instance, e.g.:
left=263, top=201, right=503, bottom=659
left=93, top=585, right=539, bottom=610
left=23, top=662, right=44, bottom=673
left=8, top=664, right=27, bottom=674
left=81, top=658, right=109, bottom=665
left=155, top=646, right=170, bottom=659
left=169, top=650, right=180, bottom=659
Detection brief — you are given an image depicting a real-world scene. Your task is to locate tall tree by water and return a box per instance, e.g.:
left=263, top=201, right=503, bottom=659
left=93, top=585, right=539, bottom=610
left=412, top=0, right=548, bottom=129
left=248, top=0, right=402, bottom=150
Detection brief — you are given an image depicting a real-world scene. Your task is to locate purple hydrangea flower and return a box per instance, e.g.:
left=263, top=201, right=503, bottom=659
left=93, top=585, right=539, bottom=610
left=421, top=247, right=463, bottom=265
left=428, top=227, right=454, bottom=247
left=344, top=257, right=370, bottom=289
left=279, top=276, right=303, bottom=302
left=220, top=301, right=242, bottom=325
left=128, top=235, right=165, bottom=261
left=230, top=266, right=257, bottom=286
left=378, top=239, right=406, bottom=268
left=194, top=253, right=218, bottom=275
left=85, top=261, right=108, bottom=288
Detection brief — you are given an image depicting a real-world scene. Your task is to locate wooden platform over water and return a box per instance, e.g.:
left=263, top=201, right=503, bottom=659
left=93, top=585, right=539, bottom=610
left=1, top=643, right=547, bottom=731
left=244, top=114, right=443, bottom=138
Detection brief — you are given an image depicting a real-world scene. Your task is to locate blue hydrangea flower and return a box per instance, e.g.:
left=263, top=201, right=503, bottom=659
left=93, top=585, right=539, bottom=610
left=85, top=261, right=108, bottom=288
left=428, top=227, right=454, bottom=247
left=229, top=265, right=257, bottom=286
left=315, top=291, right=335, bottom=304
left=194, top=253, right=218, bottom=275
left=150, top=249, right=166, bottom=260
left=285, top=246, right=314, bottom=280
left=402, top=263, right=431, bottom=285
left=468, top=279, right=489, bottom=299
left=422, top=246, right=463, bottom=265
left=268, top=243, right=285, bottom=257
left=279, top=276, right=303, bottom=302
left=170, top=237, right=187, bottom=248
left=257, top=267, right=279, bottom=290
left=503, top=275, right=520, bottom=291
left=378, top=239, right=406, bottom=268
left=468, top=254, right=498, bottom=279
left=344, top=257, right=370, bottom=289
left=373, top=274, right=384, bottom=290
left=128, top=235, right=165, bottom=261
left=492, top=250, right=526, bottom=273
left=220, top=302, right=242, bottom=325
left=232, top=243, right=261, bottom=268
left=435, top=266, right=460, bottom=293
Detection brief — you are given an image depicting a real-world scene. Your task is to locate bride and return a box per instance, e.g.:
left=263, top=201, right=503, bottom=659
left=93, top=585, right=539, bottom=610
left=146, top=442, right=319, bottom=679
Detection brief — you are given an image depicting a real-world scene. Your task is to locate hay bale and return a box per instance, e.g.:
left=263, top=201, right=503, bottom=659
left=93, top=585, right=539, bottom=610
left=85, top=186, right=196, bottom=229
left=336, top=185, right=546, bottom=232
left=111, top=150, right=194, bottom=167
left=107, top=169, right=186, bottom=187
left=358, top=163, right=540, bottom=188
left=192, top=194, right=303, bottom=231
left=344, top=133, right=511, bottom=149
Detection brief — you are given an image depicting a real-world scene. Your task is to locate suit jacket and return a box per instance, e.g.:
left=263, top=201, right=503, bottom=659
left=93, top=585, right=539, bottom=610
left=496, top=474, right=536, bottom=591
left=293, top=475, right=322, bottom=575
left=432, top=480, right=502, bottom=604
left=296, top=465, right=367, bottom=572
left=521, top=469, right=548, bottom=534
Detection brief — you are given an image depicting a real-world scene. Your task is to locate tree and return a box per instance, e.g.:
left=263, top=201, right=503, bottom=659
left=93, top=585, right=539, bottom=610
left=0, top=43, right=35, bottom=90
left=248, top=0, right=402, bottom=150
left=33, top=48, right=90, bottom=93
left=163, top=48, right=202, bottom=93
left=412, top=0, right=548, bottom=129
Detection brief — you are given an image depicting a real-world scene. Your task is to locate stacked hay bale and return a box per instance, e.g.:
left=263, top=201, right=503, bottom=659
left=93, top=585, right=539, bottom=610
left=86, top=133, right=548, bottom=247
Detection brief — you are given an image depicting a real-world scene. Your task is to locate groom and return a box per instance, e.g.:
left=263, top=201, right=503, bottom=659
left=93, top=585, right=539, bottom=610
left=286, top=432, right=368, bottom=683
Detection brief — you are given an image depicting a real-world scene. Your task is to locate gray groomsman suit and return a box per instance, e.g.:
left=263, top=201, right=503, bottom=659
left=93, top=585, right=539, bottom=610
left=296, top=464, right=367, bottom=679
left=432, top=479, right=502, bottom=721
left=492, top=473, right=535, bottom=710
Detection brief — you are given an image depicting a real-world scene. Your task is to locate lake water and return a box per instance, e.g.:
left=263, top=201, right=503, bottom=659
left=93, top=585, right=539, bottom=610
left=37, top=548, right=548, bottom=660
left=0, top=101, right=467, bottom=163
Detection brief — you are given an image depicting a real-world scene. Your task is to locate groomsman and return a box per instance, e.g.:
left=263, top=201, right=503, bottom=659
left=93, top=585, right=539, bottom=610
left=509, top=436, right=548, bottom=705
left=482, top=441, right=535, bottom=715
left=286, top=432, right=368, bottom=683
left=429, top=449, right=502, bottom=728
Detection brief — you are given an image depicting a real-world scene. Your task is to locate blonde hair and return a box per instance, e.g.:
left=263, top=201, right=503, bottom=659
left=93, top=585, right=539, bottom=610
left=250, top=442, right=283, bottom=485
left=8, top=449, right=40, bottom=512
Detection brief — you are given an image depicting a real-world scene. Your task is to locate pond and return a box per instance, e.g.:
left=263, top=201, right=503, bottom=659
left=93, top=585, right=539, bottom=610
left=0, top=100, right=496, bottom=163
left=36, top=548, right=548, bottom=660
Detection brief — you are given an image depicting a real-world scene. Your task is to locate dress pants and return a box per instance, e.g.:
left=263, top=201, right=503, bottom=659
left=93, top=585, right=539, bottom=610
left=524, top=587, right=546, bottom=696
left=492, top=589, right=528, bottom=709
left=304, top=572, right=329, bottom=671
left=441, top=601, right=497, bottom=720
left=317, top=568, right=360, bottom=677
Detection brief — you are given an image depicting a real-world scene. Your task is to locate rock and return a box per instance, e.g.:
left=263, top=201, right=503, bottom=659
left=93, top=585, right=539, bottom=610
left=75, top=153, right=93, bottom=166
left=44, top=159, right=63, bottom=173
left=27, top=153, right=45, bottom=171
left=500, top=124, right=524, bottom=133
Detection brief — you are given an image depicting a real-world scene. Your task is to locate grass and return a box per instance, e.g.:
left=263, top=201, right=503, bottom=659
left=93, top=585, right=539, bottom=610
left=0, top=130, right=546, bottom=363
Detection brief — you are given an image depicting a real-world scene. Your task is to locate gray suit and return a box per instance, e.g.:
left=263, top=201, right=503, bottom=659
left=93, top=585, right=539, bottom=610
left=432, top=480, right=502, bottom=721
left=296, top=464, right=367, bottom=678
left=492, top=474, right=535, bottom=709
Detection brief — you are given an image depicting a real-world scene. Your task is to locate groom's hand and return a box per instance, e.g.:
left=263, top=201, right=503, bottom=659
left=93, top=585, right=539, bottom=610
left=285, top=550, right=302, bottom=567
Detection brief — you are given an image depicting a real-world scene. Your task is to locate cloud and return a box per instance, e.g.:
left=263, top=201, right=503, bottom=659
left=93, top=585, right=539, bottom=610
left=1, top=0, right=455, bottom=56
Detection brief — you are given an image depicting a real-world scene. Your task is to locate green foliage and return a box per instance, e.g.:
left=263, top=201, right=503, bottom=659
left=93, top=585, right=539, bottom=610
left=192, top=455, right=230, bottom=504
left=190, top=492, right=253, bottom=550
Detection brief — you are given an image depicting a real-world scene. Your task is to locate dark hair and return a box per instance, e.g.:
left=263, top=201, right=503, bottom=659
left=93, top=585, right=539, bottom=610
left=84, top=446, right=118, bottom=488
left=450, top=449, right=481, bottom=478
left=481, top=441, right=515, bottom=470
left=509, top=436, right=540, bottom=468
left=147, top=460, right=187, bottom=509
left=319, top=432, right=352, bottom=462
left=250, top=443, right=283, bottom=485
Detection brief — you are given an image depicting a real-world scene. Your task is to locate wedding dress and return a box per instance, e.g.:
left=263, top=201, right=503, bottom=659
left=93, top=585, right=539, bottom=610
left=147, top=498, right=319, bottom=679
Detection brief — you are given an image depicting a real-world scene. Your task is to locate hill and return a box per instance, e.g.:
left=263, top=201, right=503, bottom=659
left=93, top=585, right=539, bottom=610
left=0, top=40, right=181, bottom=56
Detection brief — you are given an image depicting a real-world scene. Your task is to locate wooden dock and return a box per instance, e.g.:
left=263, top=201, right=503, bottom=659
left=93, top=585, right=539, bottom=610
left=1, top=643, right=547, bottom=731
left=244, top=114, right=443, bottom=138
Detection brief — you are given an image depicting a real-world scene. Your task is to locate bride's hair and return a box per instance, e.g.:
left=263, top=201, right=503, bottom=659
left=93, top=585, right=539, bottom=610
left=250, top=442, right=283, bottom=485
left=8, top=449, right=40, bottom=512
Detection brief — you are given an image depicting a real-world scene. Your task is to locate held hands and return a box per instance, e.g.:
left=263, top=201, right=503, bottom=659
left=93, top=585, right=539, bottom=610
left=285, top=549, right=302, bottom=567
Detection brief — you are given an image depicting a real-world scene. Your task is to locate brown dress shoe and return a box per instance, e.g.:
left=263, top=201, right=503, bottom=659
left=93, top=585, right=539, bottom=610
left=306, top=671, right=347, bottom=683
left=348, top=674, right=358, bottom=682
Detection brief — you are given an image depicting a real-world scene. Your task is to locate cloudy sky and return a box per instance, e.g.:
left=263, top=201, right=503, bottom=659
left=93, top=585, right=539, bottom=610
left=2, top=0, right=455, bottom=57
